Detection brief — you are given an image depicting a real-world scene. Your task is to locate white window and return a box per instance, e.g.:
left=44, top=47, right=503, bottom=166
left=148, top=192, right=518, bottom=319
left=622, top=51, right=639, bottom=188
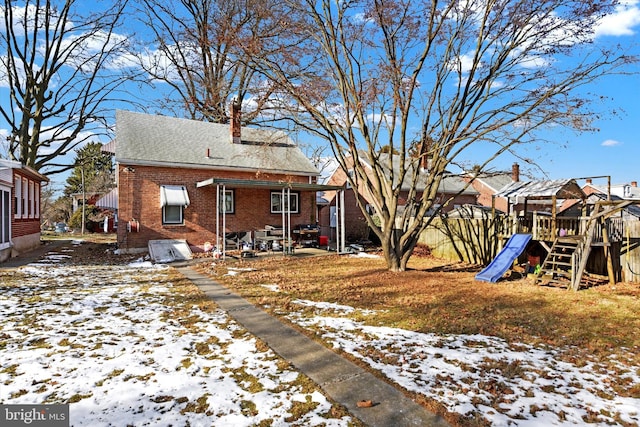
left=163, top=205, right=184, bottom=224
left=22, top=177, right=27, bottom=218
left=271, top=191, right=299, bottom=214
left=35, top=182, right=40, bottom=218
left=218, top=189, right=235, bottom=214
left=29, top=180, right=34, bottom=218
left=160, top=185, right=190, bottom=225
left=14, top=176, right=21, bottom=218
left=346, top=169, right=355, bottom=189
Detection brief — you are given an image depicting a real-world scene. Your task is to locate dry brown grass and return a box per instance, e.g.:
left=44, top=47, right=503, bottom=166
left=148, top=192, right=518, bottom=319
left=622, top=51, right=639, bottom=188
left=195, top=252, right=640, bottom=425
left=198, top=252, right=640, bottom=363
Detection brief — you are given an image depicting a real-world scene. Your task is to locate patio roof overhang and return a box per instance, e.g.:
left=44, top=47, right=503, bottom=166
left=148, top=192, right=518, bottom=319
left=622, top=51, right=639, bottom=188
left=196, top=177, right=343, bottom=192
left=196, top=177, right=347, bottom=258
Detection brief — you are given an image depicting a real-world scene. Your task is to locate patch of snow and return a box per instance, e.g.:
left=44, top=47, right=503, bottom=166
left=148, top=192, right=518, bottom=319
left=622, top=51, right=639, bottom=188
left=0, top=255, right=353, bottom=426
left=350, top=252, right=380, bottom=258
left=292, top=299, right=378, bottom=316
left=286, top=312, right=640, bottom=426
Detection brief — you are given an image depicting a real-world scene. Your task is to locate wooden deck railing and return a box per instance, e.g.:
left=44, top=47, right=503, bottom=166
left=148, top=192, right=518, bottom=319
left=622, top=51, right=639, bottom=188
left=501, top=213, right=624, bottom=243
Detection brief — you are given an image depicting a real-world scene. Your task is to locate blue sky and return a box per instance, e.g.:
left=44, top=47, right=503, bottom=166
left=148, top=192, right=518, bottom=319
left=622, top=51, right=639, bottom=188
left=491, top=1, right=640, bottom=185
left=1, top=0, right=639, bottom=194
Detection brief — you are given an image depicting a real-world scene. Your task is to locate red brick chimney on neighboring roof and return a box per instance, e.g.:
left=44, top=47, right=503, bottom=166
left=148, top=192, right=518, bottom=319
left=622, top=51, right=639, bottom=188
left=512, top=163, right=520, bottom=182
left=230, top=100, right=241, bottom=144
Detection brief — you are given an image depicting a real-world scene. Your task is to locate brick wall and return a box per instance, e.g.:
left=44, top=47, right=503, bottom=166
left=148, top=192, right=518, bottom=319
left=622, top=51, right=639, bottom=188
left=465, top=178, right=509, bottom=213
left=117, top=165, right=317, bottom=252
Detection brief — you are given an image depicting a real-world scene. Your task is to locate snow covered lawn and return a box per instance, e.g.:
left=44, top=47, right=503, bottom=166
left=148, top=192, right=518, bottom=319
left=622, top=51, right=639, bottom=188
left=0, top=241, right=354, bottom=426
left=283, top=299, right=640, bottom=426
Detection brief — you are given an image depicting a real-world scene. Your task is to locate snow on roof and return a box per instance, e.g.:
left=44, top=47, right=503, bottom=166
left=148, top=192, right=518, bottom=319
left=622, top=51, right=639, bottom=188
left=495, top=179, right=586, bottom=200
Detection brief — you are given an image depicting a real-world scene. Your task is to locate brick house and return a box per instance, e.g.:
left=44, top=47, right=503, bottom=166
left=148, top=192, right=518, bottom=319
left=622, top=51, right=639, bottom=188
left=0, top=159, right=49, bottom=263
left=463, top=163, right=521, bottom=213
left=112, top=109, right=340, bottom=254
left=318, top=154, right=478, bottom=242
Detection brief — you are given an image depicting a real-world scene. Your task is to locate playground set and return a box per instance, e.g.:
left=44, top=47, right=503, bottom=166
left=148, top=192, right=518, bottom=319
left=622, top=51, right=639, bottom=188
left=475, top=178, right=631, bottom=290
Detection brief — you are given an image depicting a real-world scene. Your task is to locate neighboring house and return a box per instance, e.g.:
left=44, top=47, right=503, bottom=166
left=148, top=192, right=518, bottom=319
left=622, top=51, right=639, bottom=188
left=583, top=178, right=640, bottom=202
left=463, top=163, right=521, bottom=213
left=318, top=154, right=478, bottom=242
left=0, top=159, right=49, bottom=263
left=494, top=178, right=586, bottom=216
left=112, top=109, right=339, bottom=253
left=71, top=192, right=102, bottom=213
left=582, top=181, right=640, bottom=221
left=95, top=187, right=119, bottom=232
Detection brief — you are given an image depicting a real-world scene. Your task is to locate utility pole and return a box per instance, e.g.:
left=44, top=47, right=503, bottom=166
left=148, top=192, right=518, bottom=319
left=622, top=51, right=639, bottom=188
left=81, top=166, right=85, bottom=235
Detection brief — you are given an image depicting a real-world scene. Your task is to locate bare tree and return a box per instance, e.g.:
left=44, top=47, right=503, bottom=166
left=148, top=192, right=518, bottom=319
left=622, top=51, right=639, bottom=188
left=133, top=0, right=296, bottom=124
left=0, top=0, right=134, bottom=174
left=254, top=0, right=637, bottom=271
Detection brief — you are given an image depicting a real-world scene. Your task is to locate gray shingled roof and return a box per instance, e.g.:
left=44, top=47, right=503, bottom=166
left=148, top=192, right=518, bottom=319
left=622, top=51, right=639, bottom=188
left=377, top=154, right=478, bottom=195
left=115, top=110, right=319, bottom=176
left=474, top=172, right=514, bottom=192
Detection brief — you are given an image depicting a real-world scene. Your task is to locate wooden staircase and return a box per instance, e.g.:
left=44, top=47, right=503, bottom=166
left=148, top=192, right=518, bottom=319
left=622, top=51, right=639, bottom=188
left=536, top=236, right=581, bottom=288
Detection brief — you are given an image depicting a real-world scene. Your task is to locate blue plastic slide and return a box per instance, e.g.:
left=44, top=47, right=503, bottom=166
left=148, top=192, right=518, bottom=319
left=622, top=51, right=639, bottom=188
left=475, top=234, right=532, bottom=282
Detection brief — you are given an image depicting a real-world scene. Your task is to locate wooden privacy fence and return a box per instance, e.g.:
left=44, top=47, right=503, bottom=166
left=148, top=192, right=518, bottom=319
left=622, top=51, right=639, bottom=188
left=419, top=216, right=640, bottom=283
left=418, top=217, right=505, bottom=265
left=621, top=221, right=640, bottom=283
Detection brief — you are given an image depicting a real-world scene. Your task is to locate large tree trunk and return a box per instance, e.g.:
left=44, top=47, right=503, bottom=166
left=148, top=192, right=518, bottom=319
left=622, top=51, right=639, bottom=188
left=380, top=228, right=419, bottom=272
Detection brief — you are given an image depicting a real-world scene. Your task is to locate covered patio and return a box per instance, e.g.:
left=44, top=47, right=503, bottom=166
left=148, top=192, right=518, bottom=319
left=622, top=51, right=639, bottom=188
left=196, top=178, right=346, bottom=258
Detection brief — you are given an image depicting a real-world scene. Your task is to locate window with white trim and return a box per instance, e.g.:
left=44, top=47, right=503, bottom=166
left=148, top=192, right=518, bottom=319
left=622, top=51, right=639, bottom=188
left=160, top=185, right=190, bottom=225
left=270, top=191, right=299, bottom=214
left=346, top=169, right=354, bottom=189
left=29, top=180, right=34, bottom=218
left=163, top=205, right=184, bottom=224
left=21, top=177, right=27, bottom=218
left=35, top=182, right=40, bottom=218
left=218, top=189, right=235, bottom=214
left=14, top=177, right=21, bottom=217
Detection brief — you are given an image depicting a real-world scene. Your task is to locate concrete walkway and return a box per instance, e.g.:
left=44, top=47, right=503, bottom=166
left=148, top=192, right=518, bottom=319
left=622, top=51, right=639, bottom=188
left=176, top=266, right=449, bottom=427
left=0, top=239, right=70, bottom=269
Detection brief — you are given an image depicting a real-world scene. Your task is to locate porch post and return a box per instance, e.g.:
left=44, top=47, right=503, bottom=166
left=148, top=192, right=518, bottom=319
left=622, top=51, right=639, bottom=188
left=334, top=189, right=341, bottom=253
left=552, top=195, right=557, bottom=238
left=222, top=184, right=227, bottom=259
left=340, top=188, right=346, bottom=253
left=286, top=187, right=291, bottom=254
left=216, top=184, right=220, bottom=257
left=281, top=188, right=288, bottom=255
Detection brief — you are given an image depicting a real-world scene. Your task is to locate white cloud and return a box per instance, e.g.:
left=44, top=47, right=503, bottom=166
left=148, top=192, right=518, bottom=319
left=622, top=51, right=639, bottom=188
left=596, top=0, right=640, bottom=37
left=602, top=139, right=622, bottom=147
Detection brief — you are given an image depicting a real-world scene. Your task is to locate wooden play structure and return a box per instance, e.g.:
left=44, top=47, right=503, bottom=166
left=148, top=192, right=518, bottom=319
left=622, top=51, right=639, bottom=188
left=494, top=178, right=632, bottom=290
left=534, top=200, right=631, bottom=290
